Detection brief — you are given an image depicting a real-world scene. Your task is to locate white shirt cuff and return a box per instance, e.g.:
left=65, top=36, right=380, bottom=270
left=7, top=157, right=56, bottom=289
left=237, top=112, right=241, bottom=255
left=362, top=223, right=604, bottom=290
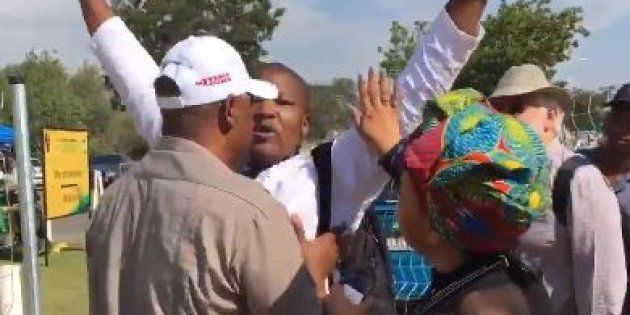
left=91, top=16, right=128, bottom=49
left=432, top=9, right=484, bottom=53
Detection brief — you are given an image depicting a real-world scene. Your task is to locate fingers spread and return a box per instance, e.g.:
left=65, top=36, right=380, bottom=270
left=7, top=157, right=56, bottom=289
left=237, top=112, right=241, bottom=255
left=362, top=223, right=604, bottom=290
left=350, top=105, right=361, bottom=127
left=391, top=85, right=399, bottom=109
left=367, top=67, right=381, bottom=112
left=358, top=74, right=371, bottom=116
left=379, top=71, right=392, bottom=108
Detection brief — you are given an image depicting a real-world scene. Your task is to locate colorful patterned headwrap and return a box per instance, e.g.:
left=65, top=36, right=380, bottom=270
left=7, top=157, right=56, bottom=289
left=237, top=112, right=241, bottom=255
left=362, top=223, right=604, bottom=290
left=403, top=89, right=550, bottom=254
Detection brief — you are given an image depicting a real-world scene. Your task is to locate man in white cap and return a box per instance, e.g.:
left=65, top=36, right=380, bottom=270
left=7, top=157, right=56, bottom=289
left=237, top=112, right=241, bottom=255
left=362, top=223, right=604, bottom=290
left=86, top=36, right=328, bottom=315
left=78, top=0, right=486, bottom=312
left=491, top=64, right=627, bottom=315
left=78, top=0, right=485, bottom=241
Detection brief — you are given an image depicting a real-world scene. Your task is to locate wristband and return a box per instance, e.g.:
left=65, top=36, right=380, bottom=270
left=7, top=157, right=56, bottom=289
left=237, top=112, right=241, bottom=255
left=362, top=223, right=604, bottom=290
left=378, top=139, right=405, bottom=184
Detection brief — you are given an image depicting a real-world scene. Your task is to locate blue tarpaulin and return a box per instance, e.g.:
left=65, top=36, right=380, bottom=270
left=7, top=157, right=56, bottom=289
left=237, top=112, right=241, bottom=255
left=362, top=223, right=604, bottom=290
left=0, top=125, right=13, bottom=144
left=373, top=199, right=432, bottom=302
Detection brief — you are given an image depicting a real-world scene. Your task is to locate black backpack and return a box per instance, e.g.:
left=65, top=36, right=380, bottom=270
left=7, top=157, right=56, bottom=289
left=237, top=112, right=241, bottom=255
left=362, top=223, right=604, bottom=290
left=551, top=155, right=592, bottom=226
left=311, top=142, right=397, bottom=314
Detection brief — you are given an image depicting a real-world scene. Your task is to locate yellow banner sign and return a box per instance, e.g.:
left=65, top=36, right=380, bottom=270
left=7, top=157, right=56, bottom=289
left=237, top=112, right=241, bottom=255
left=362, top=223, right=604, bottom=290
left=43, top=129, right=89, bottom=219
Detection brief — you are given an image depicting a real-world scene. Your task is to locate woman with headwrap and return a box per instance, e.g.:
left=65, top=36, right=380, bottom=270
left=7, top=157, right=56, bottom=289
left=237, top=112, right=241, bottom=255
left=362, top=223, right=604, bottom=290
left=357, top=88, right=553, bottom=315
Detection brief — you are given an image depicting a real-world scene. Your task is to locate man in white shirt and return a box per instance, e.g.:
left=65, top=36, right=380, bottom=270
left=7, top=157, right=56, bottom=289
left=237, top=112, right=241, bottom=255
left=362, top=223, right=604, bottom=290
left=79, top=0, right=486, bottom=241
left=491, top=64, right=627, bottom=315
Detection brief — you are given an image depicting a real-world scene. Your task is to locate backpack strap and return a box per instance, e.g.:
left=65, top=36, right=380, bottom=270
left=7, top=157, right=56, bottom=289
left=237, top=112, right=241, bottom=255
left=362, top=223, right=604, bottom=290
left=415, top=255, right=510, bottom=315
left=552, top=155, right=592, bottom=226
left=311, top=141, right=333, bottom=236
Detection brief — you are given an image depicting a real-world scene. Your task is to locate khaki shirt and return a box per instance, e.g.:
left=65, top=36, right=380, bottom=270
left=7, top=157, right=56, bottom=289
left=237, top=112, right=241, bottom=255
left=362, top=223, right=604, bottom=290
left=86, top=137, right=321, bottom=315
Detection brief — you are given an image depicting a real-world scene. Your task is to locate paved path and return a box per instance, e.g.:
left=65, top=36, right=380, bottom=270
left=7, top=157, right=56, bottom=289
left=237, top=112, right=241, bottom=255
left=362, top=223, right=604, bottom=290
left=48, top=214, right=89, bottom=248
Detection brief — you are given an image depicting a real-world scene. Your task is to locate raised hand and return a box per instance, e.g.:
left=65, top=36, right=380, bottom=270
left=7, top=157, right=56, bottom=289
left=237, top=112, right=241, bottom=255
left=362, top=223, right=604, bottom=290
left=291, top=215, right=339, bottom=299
left=353, top=67, right=402, bottom=156
left=446, top=0, right=487, bottom=37
left=78, top=0, right=115, bottom=35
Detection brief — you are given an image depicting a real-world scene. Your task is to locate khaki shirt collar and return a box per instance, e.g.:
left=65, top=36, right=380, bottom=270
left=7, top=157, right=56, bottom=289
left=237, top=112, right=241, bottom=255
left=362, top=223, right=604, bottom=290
left=156, top=136, right=230, bottom=172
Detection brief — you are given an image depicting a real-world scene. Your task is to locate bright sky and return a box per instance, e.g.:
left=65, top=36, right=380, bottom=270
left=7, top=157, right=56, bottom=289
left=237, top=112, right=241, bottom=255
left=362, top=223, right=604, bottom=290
left=1, top=0, right=628, bottom=90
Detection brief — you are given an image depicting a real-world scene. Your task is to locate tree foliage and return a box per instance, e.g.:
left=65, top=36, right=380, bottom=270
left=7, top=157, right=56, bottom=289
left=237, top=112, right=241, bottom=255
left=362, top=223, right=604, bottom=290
left=378, top=21, right=430, bottom=78
left=113, top=0, right=285, bottom=68
left=309, top=78, right=356, bottom=140
left=1, top=52, right=89, bottom=151
left=566, top=86, right=618, bottom=132
left=0, top=51, right=146, bottom=157
left=379, top=0, right=590, bottom=95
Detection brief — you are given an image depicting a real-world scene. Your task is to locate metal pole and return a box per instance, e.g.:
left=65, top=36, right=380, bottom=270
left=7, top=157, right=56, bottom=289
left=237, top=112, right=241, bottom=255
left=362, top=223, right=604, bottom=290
left=9, top=77, right=42, bottom=315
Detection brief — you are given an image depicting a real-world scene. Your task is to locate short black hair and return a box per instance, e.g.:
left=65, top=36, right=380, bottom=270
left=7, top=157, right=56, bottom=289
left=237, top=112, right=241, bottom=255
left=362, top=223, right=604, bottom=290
left=257, top=62, right=311, bottom=109
left=154, top=75, right=181, bottom=97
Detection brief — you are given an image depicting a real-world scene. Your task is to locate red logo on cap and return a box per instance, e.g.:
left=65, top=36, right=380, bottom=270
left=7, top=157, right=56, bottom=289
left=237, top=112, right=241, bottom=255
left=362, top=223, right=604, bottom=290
left=196, top=73, right=232, bottom=86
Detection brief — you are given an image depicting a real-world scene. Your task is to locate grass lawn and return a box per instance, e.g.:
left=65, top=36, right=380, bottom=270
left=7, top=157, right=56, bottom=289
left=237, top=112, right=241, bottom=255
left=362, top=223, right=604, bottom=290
left=1, top=250, right=88, bottom=315
left=41, top=251, right=88, bottom=315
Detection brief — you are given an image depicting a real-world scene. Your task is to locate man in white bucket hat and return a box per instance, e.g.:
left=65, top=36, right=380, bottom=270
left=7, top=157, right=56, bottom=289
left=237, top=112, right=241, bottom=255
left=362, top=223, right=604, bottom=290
left=490, top=64, right=572, bottom=144
left=491, top=64, right=627, bottom=315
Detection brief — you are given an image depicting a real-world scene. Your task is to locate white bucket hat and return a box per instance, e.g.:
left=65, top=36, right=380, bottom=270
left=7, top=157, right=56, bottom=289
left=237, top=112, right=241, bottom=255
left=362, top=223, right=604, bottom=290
left=156, top=36, right=278, bottom=109
left=490, top=64, right=571, bottom=110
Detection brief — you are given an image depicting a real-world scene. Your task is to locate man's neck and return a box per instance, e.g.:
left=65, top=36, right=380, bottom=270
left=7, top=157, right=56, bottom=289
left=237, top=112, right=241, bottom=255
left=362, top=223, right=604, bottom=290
left=244, top=147, right=301, bottom=178
left=163, top=132, right=240, bottom=171
left=598, top=145, right=630, bottom=176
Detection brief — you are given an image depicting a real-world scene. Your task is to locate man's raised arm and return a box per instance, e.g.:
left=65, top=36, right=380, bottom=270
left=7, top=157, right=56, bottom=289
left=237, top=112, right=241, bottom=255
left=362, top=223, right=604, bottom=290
left=397, top=0, right=486, bottom=135
left=325, top=0, right=488, bottom=234
left=78, top=0, right=113, bottom=35
left=446, top=0, right=486, bottom=37
left=78, top=0, right=163, bottom=147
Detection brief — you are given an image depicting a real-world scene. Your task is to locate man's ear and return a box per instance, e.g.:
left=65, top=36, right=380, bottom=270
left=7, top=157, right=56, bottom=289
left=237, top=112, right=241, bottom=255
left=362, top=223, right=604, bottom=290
left=543, top=108, right=558, bottom=133
left=219, top=95, right=236, bottom=134
left=301, top=114, right=310, bottom=139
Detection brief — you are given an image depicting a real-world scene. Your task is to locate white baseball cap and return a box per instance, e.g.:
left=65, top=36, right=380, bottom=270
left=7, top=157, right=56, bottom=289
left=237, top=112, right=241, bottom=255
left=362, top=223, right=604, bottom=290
left=156, top=36, right=278, bottom=109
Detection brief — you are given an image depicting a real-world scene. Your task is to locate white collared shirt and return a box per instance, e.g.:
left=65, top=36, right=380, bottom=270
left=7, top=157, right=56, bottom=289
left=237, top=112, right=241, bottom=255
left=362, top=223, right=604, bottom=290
left=517, top=140, right=627, bottom=315
left=91, top=9, right=481, bottom=240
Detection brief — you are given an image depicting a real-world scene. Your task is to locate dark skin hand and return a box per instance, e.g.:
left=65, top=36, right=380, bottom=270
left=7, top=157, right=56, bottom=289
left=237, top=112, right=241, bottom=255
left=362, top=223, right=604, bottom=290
left=291, top=215, right=374, bottom=314
left=353, top=67, right=401, bottom=156
left=78, top=0, right=114, bottom=35
left=446, top=0, right=487, bottom=37
left=79, top=0, right=487, bottom=44
left=290, top=215, right=339, bottom=300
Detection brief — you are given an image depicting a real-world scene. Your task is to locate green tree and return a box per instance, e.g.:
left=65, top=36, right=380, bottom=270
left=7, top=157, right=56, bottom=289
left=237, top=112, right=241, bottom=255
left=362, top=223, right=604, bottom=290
left=378, top=21, right=430, bottom=77
left=70, top=63, right=115, bottom=154
left=309, top=78, right=356, bottom=140
left=0, top=51, right=146, bottom=157
left=1, top=51, right=89, bottom=152
left=378, top=0, right=589, bottom=95
left=113, top=0, right=285, bottom=68
left=566, top=88, right=608, bottom=132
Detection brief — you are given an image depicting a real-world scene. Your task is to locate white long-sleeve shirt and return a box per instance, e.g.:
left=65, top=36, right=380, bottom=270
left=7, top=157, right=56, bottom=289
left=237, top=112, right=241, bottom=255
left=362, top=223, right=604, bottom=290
left=91, top=9, right=481, bottom=240
left=517, top=140, right=627, bottom=315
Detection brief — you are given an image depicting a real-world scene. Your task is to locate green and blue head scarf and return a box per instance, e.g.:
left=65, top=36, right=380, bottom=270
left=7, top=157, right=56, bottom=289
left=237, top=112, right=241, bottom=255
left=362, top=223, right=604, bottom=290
left=403, top=89, right=550, bottom=254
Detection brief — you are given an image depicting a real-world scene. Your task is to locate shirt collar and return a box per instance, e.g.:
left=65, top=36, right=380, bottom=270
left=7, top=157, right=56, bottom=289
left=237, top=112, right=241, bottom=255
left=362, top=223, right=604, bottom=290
left=155, top=136, right=230, bottom=172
